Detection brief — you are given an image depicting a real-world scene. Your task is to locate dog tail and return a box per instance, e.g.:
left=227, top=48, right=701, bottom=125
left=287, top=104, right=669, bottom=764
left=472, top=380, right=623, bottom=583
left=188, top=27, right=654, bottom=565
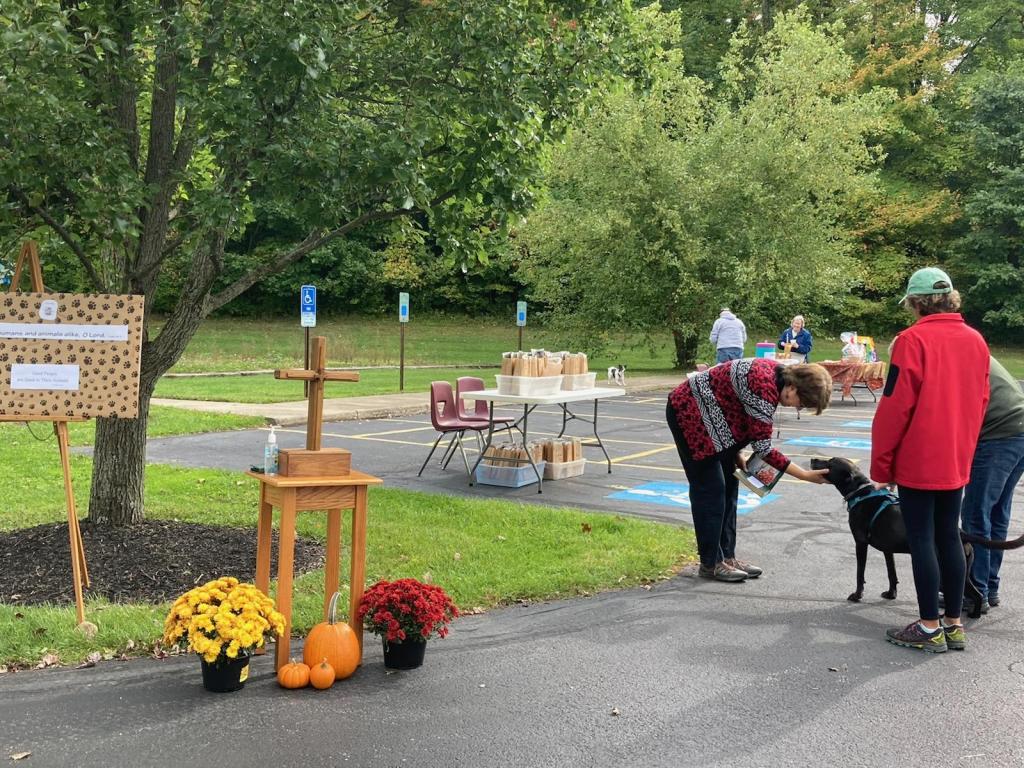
left=959, top=529, right=1024, bottom=550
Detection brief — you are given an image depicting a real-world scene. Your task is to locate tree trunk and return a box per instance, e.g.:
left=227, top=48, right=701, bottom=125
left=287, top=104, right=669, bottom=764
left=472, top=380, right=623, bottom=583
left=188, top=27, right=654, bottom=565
left=88, top=384, right=155, bottom=525
left=672, top=328, right=699, bottom=369
left=761, top=0, right=773, bottom=31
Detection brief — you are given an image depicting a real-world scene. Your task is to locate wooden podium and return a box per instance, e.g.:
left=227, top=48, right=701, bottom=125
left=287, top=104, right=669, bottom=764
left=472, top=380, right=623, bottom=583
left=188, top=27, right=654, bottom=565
left=252, top=335, right=381, bottom=669
left=248, top=469, right=381, bottom=670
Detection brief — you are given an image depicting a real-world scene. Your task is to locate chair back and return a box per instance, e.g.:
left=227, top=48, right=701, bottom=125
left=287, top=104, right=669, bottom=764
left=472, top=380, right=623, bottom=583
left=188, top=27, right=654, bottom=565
left=430, top=381, right=462, bottom=431
left=456, top=376, right=487, bottom=420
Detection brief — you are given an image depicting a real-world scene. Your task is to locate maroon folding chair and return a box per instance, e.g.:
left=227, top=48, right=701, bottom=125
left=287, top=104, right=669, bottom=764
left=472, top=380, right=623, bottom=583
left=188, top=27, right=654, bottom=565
left=456, top=376, right=518, bottom=439
left=418, top=381, right=485, bottom=480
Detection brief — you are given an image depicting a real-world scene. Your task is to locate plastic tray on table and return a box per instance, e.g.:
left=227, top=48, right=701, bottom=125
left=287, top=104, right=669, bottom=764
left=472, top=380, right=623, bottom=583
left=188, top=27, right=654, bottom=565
left=495, top=375, right=563, bottom=397
left=560, top=373, right=597, bottom=391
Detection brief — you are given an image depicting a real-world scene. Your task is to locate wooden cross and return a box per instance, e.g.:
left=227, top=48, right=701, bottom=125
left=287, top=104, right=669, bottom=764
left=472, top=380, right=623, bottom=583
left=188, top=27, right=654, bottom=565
left=274, top=336, right=359, bottom=450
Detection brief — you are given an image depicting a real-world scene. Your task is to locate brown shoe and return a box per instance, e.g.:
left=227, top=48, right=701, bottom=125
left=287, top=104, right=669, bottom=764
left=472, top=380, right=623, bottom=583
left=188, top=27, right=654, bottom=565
left=725, top=558, right=763, bottom=578
left=705, top=561, right=748, bottom=582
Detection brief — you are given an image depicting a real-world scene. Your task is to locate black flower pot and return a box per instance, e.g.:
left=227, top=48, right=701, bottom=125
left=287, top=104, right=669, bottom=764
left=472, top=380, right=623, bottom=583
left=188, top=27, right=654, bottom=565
left=200, top=651, right=251, bottom=693
left=382, top=638, right=426, bottom=670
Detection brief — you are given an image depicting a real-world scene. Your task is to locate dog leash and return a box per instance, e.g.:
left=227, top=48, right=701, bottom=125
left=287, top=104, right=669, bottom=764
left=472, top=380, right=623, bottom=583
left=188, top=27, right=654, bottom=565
left=847, top=488, right=899, bottom=531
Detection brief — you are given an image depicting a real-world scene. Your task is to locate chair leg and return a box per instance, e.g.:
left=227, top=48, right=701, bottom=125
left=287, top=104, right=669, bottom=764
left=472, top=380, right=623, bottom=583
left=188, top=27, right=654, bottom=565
left=440, top=434, right=458, bottom=467
left=442, top=432, right=463, bottom=470
left=418, top=433, right=446, bottom=477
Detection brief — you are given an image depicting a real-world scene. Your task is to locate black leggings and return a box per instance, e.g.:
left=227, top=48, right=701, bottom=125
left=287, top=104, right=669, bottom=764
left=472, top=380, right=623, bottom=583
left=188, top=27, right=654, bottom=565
left=898, top=486, right=966, bottom=621
left=666, top=402, right=740, bottom=568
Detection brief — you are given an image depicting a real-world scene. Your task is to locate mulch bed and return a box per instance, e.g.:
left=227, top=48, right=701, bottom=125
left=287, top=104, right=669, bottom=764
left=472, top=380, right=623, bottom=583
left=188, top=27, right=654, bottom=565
left=1, top=520, right=326, bottom=605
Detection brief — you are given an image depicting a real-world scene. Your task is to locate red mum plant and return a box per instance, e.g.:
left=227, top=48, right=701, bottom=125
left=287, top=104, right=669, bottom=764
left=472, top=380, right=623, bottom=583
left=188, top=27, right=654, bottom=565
left=357, top=578, right=459, bottom=644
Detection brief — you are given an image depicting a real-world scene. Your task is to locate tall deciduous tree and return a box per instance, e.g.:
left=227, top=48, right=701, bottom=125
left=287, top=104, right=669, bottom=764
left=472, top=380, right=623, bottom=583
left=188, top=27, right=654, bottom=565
left=0, top=0, right=640, bottom=524
left=519, top=10, right=890, bottom=366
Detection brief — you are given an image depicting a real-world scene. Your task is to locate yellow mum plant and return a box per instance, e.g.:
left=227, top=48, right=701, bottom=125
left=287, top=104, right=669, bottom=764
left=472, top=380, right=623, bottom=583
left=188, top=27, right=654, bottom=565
left=163, top=577, right=286, bottom=663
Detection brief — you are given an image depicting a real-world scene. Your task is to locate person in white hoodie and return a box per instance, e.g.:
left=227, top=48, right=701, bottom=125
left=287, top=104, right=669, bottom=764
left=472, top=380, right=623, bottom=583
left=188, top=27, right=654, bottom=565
left=709, top=308, right=747, bottom=364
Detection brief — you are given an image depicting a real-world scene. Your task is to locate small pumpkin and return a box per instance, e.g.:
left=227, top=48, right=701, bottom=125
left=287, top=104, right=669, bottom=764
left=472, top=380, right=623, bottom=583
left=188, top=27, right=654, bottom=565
left=277, top=659, right=310, bottom=689
left=309, top=658, right=335, bottom=690
left=303, top=592, right=361, bottom=680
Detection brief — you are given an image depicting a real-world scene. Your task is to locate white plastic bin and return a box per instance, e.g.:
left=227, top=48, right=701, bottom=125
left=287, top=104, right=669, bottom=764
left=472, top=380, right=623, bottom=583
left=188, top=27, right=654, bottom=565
left=495, top=375, right=563, bottom=397
left=560, top=372, right=597, bottom=391
left=475, top=461, right=546, bottom=488
left=543, top=458, right=586, bottom=480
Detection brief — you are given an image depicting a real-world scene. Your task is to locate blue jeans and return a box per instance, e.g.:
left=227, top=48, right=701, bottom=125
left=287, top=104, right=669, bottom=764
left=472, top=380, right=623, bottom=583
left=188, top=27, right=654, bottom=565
left=716, top=347, right=743, bottom=364
left=961, top=435, right=1024, bottom=600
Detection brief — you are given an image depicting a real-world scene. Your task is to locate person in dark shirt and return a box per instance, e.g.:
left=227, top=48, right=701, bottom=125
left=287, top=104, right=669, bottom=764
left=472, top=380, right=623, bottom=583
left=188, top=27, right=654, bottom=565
left=777, top=315, right=813, bottom=362
left=959, top=357, right=1024, bottom=611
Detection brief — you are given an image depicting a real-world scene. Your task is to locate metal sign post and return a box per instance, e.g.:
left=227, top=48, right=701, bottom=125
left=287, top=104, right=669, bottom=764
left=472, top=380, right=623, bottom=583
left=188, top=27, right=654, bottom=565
left=516, top=300, right=527, bottom=351
left=399, top=292, right=410, bottom=392
left=300, top=285, right=317, bottom=397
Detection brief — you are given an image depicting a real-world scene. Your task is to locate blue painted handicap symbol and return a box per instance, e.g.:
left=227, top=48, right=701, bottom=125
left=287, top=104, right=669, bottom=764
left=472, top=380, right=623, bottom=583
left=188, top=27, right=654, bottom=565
left=841, top=421, right=873, bottom=429
left=785, top=436, right=872, bottom=451
left=608, top=481, right=777, bottom=515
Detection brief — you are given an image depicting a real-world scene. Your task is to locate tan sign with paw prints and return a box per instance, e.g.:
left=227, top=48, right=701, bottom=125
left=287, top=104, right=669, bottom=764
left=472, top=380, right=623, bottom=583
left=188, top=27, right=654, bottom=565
left=0, top=292, right=144, bottom=418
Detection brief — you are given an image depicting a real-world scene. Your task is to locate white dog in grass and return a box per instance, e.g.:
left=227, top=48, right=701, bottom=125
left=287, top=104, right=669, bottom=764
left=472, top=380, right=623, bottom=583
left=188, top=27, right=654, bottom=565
left=607, top=365, right=626, bottom=386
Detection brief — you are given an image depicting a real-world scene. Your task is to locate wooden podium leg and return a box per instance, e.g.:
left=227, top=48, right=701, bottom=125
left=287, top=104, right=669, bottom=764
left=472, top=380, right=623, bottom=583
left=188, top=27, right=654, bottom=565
left=274, top=489, right=297, bottom=671
left=55, top=421, right=87, bottom=625
left=253, top=484, right=273, bottom=656
left=255, top=485, right=273, bottom=595
left=324, top=508, right=342, bottom=618
left=349, top=486, right=368, bottom=662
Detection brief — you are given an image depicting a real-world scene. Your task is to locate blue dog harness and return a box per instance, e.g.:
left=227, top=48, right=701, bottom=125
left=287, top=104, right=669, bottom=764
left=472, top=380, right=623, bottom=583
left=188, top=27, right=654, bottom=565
left=847, top=488, right=899, bottom=531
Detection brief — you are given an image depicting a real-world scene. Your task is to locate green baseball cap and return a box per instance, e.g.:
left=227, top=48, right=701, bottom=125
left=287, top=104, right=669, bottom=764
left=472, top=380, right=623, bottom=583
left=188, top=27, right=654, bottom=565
left=900, top=267, right=953, bottom=303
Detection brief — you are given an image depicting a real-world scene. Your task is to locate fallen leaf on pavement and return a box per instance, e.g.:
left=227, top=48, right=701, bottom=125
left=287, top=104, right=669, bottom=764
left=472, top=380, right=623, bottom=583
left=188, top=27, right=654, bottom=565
left=77, top=652, right=102, bottom=669
left=10, top=751, right=31, bottom=760
left=611, top=708, right=620, bottom=716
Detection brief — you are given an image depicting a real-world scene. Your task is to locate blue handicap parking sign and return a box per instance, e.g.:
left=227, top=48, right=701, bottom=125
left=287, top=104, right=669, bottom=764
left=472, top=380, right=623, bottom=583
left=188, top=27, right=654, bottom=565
left=608, top=481, right=778, bottom=515
left=785, top=436, right=872, bottom=451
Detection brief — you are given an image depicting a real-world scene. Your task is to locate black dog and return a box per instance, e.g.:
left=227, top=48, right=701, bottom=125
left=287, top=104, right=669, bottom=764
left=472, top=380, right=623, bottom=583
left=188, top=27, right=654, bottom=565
left=812, top=457, right=1024, bottom=618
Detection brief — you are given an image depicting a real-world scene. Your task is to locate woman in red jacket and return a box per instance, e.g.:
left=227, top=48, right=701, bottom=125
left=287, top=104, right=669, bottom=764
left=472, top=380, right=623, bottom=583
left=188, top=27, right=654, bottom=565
left=666, top=359, right=832, bottom=582
left=872, top=267, right=989, bottom=653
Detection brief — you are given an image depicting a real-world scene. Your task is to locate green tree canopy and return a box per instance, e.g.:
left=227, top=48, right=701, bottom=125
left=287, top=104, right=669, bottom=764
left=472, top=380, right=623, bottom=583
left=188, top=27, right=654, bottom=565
left=519, top=10, right=891, bottom=366
left=0, top=0, right=641, bottom=524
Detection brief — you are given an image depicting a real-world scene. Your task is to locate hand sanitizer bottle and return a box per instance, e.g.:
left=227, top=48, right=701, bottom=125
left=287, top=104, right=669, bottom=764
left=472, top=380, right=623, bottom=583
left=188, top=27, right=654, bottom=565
left=264, top=425, right=279, bottom=475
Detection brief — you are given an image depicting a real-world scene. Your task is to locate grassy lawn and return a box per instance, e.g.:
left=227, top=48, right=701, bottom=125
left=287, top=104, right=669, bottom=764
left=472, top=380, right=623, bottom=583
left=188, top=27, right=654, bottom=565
left=0, top=424, right=695, bottom=666
left=154, top=367, right=503, bottom=403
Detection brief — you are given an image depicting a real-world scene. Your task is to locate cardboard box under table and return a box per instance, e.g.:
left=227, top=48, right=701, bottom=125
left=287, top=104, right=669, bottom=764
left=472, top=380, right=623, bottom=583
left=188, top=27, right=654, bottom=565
left=247, top=468, right=382, bottom=670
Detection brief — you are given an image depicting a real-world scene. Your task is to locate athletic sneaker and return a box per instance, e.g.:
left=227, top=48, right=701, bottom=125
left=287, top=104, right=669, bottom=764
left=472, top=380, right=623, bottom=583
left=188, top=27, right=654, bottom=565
left=988, top=593, right=1000, bottom=608
left=938, top=593, right=989, bottom=615
left=698, top=562, right=748, bottom=582
left=886, top=622, right=947, bottom=653
left=943, top=623, right=967, bottom=651
left=725, top=558, right=763, bottom=578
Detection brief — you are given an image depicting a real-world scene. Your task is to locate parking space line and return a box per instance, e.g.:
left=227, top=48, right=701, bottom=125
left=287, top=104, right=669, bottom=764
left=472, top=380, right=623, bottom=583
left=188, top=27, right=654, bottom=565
left=611, top=445, right=678, bottom=463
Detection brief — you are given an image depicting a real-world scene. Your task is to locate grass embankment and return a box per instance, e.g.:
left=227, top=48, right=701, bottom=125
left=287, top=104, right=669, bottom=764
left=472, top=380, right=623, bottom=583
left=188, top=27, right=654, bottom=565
left=154, top=315, right=1024, bottom=403
left=0, top=412, right=695, bottom=666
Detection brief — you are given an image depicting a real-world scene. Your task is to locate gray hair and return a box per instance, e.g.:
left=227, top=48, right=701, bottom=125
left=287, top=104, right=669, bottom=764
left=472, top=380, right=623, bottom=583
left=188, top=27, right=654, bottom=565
left=791, top=315, right=805, bottom=325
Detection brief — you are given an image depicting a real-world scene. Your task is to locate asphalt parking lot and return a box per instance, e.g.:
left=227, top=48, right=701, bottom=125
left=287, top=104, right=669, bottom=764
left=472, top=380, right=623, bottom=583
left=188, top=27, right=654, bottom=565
left=146, top=388, right=885, bottom=526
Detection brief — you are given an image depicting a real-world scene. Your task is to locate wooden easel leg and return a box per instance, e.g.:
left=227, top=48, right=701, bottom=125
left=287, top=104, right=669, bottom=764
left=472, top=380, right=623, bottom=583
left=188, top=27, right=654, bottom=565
left=55, top=421, right=87, bottom=625
left=349, top=486, right=368, bottom=663
left=324, top=508, right=342, bottom=618
left=274, top=489, right=298, bottom=671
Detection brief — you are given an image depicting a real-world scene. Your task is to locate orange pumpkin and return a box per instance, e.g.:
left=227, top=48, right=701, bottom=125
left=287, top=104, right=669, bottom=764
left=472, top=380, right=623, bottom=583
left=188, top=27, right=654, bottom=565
left=277, top=659, right=310, bottom=689
left=309, top=658, right=335, bottom=690
left=303, top=592, right=360, bottom=680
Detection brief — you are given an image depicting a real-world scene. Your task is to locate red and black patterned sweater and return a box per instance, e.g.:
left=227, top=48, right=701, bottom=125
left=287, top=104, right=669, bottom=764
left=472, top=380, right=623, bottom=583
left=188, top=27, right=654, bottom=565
left=668, top=358, right=790, bottom=471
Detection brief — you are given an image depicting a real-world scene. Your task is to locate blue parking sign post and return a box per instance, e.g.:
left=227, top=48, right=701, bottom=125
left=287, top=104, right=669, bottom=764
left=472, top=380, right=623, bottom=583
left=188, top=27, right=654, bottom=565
left=300, top=285, right=317, bottom=396
left=398, top=292, right=410, bottom=392
left=516, top=301, right=527, bottom=351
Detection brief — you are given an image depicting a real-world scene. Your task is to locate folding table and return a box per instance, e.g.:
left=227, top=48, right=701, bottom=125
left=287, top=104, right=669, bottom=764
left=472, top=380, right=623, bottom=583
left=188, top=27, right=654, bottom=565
left=460, top=387, right=626, bottom=492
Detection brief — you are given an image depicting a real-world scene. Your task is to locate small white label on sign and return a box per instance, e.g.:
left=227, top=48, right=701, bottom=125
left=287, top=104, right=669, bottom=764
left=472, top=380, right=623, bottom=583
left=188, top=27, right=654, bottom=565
left=39, top=300, right=58, bottom=321
left=300, top=313, right=317, bottom=328
left=10, top=364, right=81, bottom=391
left=0, top=323, right=129, bottom=342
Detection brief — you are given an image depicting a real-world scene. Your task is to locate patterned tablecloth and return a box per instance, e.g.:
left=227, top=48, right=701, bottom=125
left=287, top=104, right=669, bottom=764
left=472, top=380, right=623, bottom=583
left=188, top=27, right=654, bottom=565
left=818, top=360, right=887, bottom=398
